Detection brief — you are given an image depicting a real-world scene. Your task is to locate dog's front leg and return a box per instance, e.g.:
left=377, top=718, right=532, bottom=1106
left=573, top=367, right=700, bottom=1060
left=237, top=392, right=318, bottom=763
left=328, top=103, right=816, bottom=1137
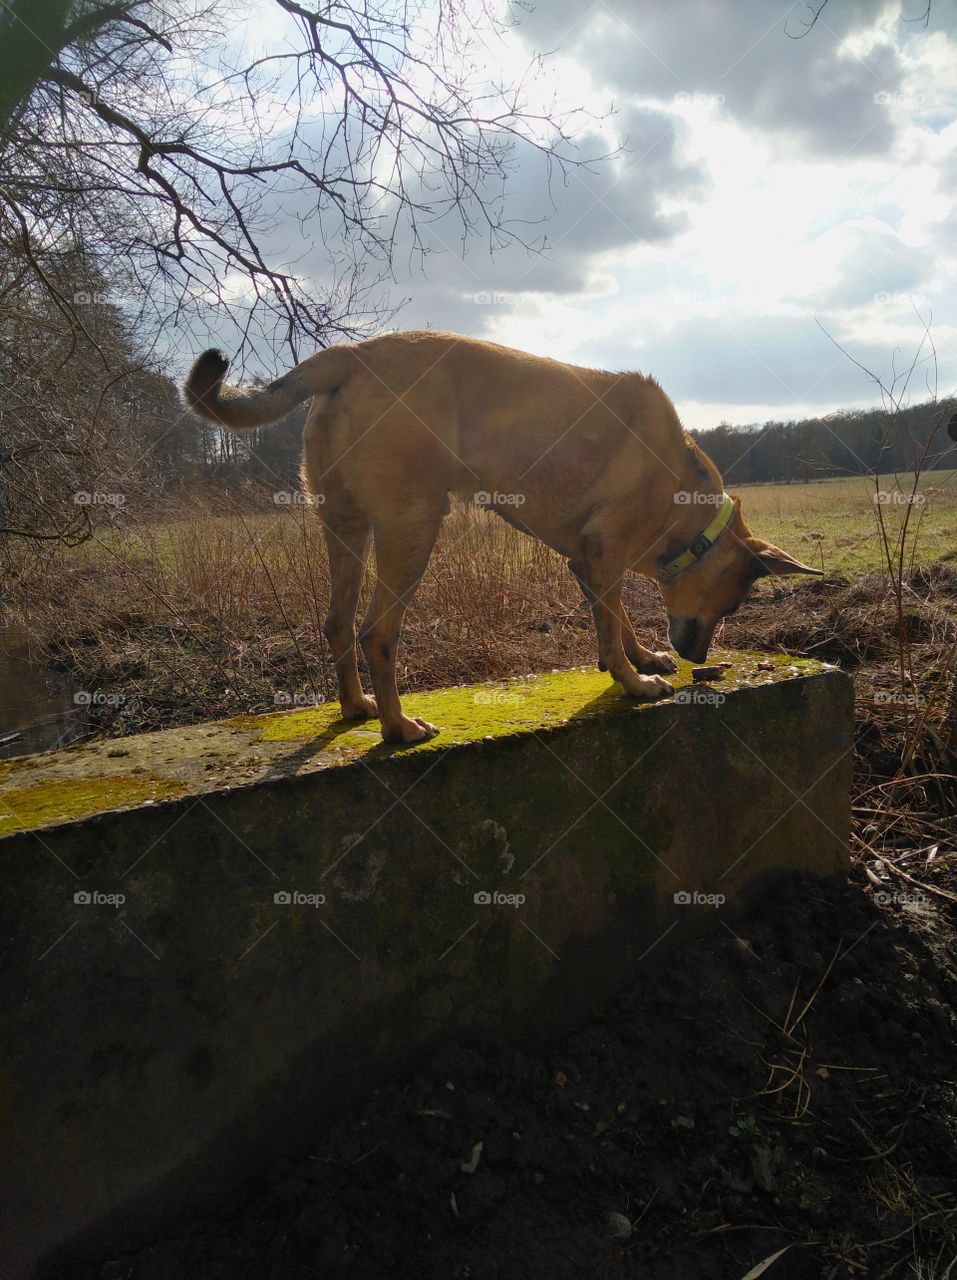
left=618, top=603, right=678, bottom=676
left=572, top=541, right=673, bottom=701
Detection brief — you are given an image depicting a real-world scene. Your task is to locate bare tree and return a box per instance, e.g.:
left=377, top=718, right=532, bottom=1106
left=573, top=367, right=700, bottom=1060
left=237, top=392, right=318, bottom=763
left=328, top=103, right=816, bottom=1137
left=0, top=0, right=580, bottom=358
left=0, top=249, right=181, bottom=563
left=786, top=0, right=932, bottom=38
left=0, top=1, right=583, bottom=553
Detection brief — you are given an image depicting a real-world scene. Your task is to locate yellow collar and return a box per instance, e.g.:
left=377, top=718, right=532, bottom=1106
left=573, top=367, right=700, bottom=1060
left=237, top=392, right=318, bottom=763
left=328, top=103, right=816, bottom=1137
left=657, top=493, right=735, bottom=584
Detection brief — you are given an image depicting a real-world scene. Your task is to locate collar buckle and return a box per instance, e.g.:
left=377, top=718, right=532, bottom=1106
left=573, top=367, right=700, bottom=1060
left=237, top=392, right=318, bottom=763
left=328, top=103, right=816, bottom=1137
left=657, top=493, right=735, bottom=585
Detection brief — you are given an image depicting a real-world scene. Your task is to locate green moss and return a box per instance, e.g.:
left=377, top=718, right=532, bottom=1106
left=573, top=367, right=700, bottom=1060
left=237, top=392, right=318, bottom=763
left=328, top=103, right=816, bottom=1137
left=224, top=653, right=815, bottom=758
left=0, top=775, right=187, bottom=834
left=0, top=652, right=836, bottom=837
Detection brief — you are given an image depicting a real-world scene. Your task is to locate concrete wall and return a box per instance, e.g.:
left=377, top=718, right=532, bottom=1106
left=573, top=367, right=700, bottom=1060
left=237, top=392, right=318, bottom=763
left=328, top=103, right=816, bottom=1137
left=0, top=655, right=853, bottom=1278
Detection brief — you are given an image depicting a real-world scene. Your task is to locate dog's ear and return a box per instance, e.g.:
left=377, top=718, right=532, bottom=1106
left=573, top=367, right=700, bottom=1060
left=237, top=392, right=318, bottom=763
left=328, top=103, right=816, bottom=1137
left=747, top=539, right=822, bottom=579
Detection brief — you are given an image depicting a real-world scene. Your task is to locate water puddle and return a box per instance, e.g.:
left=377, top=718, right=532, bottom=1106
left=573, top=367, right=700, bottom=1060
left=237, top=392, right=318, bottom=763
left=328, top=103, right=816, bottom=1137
left=0, top=626, right=88, bottom=759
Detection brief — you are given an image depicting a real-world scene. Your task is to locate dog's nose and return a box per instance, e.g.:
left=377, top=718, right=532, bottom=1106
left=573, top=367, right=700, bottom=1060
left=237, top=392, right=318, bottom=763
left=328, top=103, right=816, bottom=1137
left=684, top=641, right=711, bottom=664
left=668, top=617, right=710, bottom=665
left=675, top=640, right=710, bottom=663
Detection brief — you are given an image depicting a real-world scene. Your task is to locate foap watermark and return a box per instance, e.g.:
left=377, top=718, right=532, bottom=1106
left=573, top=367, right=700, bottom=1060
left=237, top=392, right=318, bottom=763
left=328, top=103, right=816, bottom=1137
left=273, top=490, right=324, bottom=506
left=74, top=690, right=126, bottom=707
left=273, top=691, right=321, bottom=707
left=274, top=890, right=326, bottom=907
left=468, top=290, right=533, bottom=307
left=675, top=687, right=725, bottom=707
left=473, top=490, right=526, bottom=508
left=674, top=91, right=725, bottom=107
left=874, top=490, right=925, bottom=506
left=875, top=690, right=925, bottom=707
left=73, top=289, right=136, bottom=306
left=674, top=490, right=725, bottom=506
left=674, top=890, right=725, bottom=908
left=74, top=491, right=126, bottom=507
left=670, top=290, right=727, bottom=308
left=73, top=86, right=102, bottom=108
left=473, top=690, right=526, bottom=707
left=874, top=889, right=926, bottom=907
left=874, top=91, right=926, bottom=108
left=474, top=890, right=525, bottom=908
left=873, top=291, right=928, bottom=308
left=74, top=889, right=126, bottom=907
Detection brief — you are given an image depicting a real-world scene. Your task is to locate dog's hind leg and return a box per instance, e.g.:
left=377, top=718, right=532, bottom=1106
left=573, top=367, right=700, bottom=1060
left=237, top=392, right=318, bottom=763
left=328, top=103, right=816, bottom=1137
left=322, top=513, right=376, bottom=720
left=572, top=537, right=673, bottom=701
left=359, top=508, right=445, bottom=744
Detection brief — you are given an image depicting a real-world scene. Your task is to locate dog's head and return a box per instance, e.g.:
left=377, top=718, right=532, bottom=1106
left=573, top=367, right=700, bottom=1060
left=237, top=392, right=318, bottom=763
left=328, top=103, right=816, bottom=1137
left=658, top=496, right=820, bottom=663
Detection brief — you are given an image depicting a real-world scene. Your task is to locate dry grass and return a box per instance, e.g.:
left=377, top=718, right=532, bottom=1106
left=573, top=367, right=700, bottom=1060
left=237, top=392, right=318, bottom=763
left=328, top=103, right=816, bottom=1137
left=12, top=497, right=628, bottom=731
left=7, top=474, right=956, bottom=740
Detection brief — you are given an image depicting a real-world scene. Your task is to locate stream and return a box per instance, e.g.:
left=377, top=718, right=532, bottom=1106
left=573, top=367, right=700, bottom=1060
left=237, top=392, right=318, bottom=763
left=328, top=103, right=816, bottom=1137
left=0, top=625, right=88, bottom=760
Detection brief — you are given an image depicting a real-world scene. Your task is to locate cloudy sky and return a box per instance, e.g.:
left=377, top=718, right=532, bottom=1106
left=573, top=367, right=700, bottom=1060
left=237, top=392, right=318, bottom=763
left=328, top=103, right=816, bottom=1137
left=232, top=0, right=957, bottom=430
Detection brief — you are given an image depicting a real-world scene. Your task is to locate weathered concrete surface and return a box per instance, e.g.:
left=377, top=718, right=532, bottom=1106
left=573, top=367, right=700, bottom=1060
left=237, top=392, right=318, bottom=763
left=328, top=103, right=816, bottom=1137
left=0, top=653, right=853, bottom=1278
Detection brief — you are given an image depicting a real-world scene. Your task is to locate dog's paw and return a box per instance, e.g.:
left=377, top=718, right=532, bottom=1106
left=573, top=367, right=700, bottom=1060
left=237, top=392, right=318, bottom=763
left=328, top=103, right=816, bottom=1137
left=340, top=694, right=378, bottom=720
left=633, top=650, right=679, bottom=675
left=382, top=715, right=439, bottom=745
left=623, top=673, right=673, bottom=700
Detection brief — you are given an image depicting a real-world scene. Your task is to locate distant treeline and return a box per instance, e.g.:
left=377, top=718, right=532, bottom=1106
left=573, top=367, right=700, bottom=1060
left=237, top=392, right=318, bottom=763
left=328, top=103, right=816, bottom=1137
left=691, top=400, right=957, bottom=485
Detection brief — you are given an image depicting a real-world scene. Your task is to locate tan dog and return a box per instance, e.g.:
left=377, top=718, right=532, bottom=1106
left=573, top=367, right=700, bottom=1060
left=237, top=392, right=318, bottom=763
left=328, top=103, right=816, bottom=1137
left=185, top=331, right=818, bottom=743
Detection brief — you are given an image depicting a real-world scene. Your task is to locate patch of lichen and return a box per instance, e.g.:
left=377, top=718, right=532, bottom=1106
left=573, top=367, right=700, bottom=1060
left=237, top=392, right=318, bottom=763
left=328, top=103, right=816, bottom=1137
left=0, top=653, right=836, bottom=836
left=0, top=775, right=187, bottom=834
left=224, top=653, right=818, bottom=756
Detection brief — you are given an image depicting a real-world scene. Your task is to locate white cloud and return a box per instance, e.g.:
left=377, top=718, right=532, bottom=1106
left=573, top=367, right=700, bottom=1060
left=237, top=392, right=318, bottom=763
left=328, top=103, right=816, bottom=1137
left=194, top=1, right=957, bottom=428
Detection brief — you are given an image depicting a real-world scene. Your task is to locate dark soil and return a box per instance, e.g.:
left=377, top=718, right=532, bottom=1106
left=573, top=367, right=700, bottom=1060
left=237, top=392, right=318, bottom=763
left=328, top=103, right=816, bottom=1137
left=52, top=868, right=957, bottom=1280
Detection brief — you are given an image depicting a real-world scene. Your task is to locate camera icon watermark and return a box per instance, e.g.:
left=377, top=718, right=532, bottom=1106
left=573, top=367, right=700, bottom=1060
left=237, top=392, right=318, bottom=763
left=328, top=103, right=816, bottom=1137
left=673, top=890, right=725, bottom=907
left=468, top=290, right=532, bottom=307
left=673, top=91, right=725, bottom=107
left=874, top=690, right=925, bottom=707
left=74, top=889, right=126, bottom=907
left=674, top=491, right=724, bottom=506
left=74, top=690, right=126, bottom=707
left=874, top=90, right=925, bottom=107
left=670, top=290, right=726, bottom=308
left=74, top=491, right=126, bottom=507
left=273, top=691, right=321, bottom=707
left=473, top=690, right=526, bottom=706
left=874, top=491, right=924, bottom=506
left=873, top=889, right=925, bottom=907
left=873, top=291, right=927, bottom=307
left=472, top=491, right=526, bottom=508
left=273, top=491, right=324, bottom=506
left=674, top=688, right=725, bottom=707
left=474, top=890, right=526, bottom=908
left=274, top=890, right=326, bottom=906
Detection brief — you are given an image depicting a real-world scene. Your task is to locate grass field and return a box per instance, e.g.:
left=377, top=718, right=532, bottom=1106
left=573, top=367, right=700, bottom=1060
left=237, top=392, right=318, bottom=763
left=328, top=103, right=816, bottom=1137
left=734, top=470, right=957, bottom=574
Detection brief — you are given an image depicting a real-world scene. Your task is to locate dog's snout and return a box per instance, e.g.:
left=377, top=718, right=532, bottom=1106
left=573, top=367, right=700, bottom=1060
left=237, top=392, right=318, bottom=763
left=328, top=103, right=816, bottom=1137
left=668, top=616, right=712, bottom=665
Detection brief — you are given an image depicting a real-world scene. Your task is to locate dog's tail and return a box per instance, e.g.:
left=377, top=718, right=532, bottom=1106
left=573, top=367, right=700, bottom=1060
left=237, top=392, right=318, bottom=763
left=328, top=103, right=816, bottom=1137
left=183, top=345, right=361, bottom=431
